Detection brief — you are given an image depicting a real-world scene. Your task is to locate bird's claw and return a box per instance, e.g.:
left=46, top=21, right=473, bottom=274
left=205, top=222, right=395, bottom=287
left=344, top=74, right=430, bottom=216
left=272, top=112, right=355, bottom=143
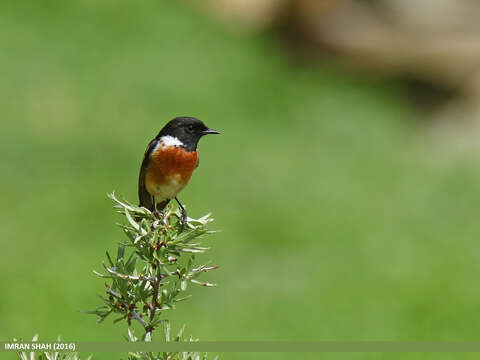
left=153, top=210, right=164, bottom=219
left=179, top=209, right=188, bottom=233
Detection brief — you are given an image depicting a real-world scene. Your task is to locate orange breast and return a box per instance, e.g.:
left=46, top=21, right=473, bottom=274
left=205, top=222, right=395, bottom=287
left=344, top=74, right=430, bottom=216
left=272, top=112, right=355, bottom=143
left=145, top=146, right=198, bottom=200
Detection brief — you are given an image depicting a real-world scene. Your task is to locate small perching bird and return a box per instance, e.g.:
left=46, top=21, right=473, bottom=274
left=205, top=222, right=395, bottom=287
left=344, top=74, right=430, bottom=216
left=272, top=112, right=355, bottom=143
left=138, top=116, right=220, bottom=225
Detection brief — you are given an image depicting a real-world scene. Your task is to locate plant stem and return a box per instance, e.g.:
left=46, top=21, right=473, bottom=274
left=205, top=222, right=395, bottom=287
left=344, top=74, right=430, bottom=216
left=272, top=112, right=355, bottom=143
left=107, top=288, right=147, bottom=329
left=147, top=274, right=161, bottom=337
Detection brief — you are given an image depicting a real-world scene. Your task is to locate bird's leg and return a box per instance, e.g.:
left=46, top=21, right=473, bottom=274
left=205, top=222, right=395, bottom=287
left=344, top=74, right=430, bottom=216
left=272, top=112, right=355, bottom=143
left=175, top=197, right=187, bottom=231
left=152, top=197, right=162, bottom=219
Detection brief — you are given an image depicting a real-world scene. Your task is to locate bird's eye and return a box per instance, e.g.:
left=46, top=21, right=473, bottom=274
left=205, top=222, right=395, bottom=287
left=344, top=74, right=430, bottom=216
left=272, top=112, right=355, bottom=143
left=187, top=124, right=194, bottom=132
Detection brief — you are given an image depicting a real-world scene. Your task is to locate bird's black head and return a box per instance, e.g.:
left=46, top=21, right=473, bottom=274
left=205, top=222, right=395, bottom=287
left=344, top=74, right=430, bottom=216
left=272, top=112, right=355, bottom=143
left=157, top=117, right=220, bottom=152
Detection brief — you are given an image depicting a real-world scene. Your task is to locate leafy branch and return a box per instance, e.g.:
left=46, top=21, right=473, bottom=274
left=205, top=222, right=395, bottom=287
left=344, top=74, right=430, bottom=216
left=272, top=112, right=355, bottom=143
left=85, top=193, right=219, bottom=360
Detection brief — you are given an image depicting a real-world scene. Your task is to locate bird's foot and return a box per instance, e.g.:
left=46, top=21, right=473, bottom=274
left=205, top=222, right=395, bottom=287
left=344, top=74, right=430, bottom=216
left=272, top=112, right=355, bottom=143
left=174, top=197, right=188, bottom=233
left=179, top=208, right=188, bottom=233
left=153, top=210, right=165, bottom=219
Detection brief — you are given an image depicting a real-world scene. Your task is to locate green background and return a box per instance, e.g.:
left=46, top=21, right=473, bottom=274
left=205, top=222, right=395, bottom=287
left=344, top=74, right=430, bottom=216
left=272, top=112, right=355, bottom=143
left=1, top=1, right=480, bottom=359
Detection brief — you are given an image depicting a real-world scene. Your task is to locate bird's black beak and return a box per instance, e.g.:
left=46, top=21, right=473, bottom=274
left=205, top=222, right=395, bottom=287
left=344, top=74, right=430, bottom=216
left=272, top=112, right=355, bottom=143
left=202, top=128, right=220, bottom=135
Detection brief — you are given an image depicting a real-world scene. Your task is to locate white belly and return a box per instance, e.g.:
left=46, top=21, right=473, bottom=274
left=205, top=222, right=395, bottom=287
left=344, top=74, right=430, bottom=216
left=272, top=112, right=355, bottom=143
left=150, top=174, right=185, bottom=203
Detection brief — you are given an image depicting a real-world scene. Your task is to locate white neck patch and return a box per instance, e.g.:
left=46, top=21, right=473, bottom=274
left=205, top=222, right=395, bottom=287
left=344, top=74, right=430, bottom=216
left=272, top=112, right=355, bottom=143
left=158, top=135, right=184, bottom=149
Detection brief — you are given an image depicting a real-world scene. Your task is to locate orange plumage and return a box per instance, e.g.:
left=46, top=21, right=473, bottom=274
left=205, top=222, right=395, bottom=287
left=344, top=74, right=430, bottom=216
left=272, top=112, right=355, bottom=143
left=145, top=146, right=198, bottom=202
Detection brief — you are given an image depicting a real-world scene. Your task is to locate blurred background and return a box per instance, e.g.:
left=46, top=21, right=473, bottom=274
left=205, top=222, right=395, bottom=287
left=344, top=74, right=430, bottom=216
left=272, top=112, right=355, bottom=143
left=1, top=0, right=480, bottom=359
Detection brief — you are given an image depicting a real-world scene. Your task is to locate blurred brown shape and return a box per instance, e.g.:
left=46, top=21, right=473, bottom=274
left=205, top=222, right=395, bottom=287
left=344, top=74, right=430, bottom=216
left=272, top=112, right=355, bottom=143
left=291, top=0, right=480, bottom=89
left=203, top=0, right=287, bottom=28
left=203, top=0, right=480, bottom=148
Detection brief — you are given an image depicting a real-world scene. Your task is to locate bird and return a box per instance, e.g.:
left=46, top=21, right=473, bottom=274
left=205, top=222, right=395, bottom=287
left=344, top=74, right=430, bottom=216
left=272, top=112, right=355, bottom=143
left=138, top=116, right=220, bottom=226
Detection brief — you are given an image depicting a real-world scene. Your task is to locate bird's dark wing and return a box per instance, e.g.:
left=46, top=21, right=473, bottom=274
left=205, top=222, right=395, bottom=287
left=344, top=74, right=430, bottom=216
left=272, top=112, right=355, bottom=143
left=138, top=138, right=158, bottom=211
